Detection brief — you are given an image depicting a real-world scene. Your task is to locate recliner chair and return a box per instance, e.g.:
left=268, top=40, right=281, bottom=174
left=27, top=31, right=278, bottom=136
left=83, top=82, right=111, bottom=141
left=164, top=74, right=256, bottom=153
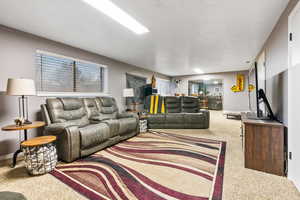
left=41, top=97, right=139, bottom=163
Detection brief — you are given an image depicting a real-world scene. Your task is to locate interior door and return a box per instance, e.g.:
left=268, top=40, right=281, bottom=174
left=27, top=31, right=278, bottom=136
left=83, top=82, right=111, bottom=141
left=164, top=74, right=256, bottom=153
left=288, top=1, right=300, bottom=190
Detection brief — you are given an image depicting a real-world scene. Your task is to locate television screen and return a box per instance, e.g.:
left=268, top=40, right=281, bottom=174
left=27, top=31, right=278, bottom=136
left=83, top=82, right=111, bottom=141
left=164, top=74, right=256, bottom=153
left=248, top=61, right=267, bottom=118
left=248, top=66, right=257, bottom=114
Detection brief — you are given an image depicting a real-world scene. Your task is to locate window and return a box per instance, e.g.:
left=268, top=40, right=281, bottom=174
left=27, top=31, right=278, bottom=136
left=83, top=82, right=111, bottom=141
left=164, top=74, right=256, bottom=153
left=156, top=78, right=171, bottom=96
left=36, top=51, right=107, bottom=95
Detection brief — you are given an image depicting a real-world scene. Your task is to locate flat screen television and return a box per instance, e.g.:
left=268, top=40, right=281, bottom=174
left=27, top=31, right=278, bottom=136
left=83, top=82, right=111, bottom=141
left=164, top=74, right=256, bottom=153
left=248, top=62, right=276, bottom=120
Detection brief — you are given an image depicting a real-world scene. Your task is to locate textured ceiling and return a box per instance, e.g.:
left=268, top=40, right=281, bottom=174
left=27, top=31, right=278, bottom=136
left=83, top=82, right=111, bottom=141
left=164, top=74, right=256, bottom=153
left=0, top=0, right=289, bottom=76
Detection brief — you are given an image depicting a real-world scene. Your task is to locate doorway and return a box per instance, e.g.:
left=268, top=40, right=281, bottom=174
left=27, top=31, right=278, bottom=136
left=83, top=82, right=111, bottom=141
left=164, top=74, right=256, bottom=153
left=188, top=79, right=223, bottom=110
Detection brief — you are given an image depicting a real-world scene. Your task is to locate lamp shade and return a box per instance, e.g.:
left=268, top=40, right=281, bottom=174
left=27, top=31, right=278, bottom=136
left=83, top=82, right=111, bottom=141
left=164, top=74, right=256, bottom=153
left=6, top=78, right=36, bottom=96
left=123, top=88, right=134, bottom=97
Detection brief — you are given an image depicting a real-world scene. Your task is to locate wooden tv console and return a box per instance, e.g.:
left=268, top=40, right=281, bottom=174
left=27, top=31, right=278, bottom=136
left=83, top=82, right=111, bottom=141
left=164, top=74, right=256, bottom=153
left=241, top=113, right=286, bottom=176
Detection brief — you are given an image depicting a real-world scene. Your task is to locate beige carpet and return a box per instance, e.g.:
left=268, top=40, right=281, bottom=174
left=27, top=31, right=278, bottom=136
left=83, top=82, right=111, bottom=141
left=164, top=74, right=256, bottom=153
left=0, top=111, right=299, bottom=200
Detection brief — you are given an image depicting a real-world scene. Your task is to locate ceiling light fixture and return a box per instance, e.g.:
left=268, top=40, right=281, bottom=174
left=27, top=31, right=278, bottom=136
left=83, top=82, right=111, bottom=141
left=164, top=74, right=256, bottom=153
left=82, top=0, right=149, bottom=34
left=213, top=81, right=219, bottom=84
left=194, top=68, right=204, bottom=74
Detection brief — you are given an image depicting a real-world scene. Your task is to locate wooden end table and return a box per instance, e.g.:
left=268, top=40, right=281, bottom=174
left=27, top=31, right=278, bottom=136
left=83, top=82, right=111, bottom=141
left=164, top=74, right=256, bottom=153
left=1, top=121, right=45, bottom=168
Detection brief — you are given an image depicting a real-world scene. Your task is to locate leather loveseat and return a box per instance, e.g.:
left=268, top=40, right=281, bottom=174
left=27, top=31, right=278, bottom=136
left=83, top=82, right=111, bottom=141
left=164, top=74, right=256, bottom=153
left=41, top=97, right=139, bottom=162
left=147, top=96, right=209, bottom=129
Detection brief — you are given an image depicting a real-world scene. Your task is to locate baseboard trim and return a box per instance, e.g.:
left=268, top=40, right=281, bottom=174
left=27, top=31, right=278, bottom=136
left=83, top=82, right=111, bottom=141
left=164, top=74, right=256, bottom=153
left=0, top=153, right=14, bottom=161
left=0, top=152, right=24, bottom=166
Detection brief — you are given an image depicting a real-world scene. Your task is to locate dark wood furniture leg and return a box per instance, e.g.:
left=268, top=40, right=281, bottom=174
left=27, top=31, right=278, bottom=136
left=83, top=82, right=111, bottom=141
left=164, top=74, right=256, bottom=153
left=11, top=129, right=28, bottom=168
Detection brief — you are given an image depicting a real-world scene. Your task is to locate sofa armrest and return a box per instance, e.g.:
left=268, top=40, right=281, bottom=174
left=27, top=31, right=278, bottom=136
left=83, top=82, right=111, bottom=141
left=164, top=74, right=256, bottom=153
left=199, top=110, right=210, bottom=128
left=44, top=123, right=72, bottom=135
left=89, top=116, right=111, bottom=124
left=117, top=112, right=140, bottom=134
left=117, top=112, right=138, bottom=119
left=44, top=124, right=80, bottom=162
left=41, top=104, right=51, bottom=126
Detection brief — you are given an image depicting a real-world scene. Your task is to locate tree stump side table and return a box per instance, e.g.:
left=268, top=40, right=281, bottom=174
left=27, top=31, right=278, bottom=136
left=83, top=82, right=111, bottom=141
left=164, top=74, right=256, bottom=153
left=21, top=136, right=57, bottom=175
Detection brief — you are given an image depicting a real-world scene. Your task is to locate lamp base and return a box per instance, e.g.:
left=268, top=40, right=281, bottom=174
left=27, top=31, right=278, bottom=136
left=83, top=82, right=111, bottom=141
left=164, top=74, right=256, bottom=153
left=23, top=120, right=32, bottom=125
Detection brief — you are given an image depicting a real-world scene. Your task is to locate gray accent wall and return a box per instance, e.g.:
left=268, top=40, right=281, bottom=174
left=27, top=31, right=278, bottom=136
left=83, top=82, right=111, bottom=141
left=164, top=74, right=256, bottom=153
left=0, top=25, right=170, bottom=157
left=173, top=71, right=250, bottom=112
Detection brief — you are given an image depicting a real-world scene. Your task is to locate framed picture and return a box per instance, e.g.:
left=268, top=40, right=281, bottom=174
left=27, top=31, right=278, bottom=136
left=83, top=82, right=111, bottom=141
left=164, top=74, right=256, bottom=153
left=126, top=73, right=147, bottom=105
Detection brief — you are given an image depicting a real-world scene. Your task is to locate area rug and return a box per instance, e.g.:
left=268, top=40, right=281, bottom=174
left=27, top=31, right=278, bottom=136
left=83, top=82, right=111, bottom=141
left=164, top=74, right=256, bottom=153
left=50, top=131, right=226, bottom=200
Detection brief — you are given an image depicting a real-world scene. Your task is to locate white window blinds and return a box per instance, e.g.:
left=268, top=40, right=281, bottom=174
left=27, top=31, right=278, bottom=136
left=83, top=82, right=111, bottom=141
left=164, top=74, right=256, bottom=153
left=75, top=61, right=104, bottom=92
left=36, top=52, right=106, bottom=93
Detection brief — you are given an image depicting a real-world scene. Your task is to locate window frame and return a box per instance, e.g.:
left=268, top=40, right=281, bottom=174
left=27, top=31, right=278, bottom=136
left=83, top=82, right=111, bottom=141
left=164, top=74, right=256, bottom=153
left=36, top=50, right=108, bottom=97
left=156, top=78, right=172, bottom=96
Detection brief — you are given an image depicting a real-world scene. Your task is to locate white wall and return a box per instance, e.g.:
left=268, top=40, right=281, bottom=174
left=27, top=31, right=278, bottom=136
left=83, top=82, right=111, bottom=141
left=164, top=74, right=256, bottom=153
left=256, top=0, right=299, bottom=126
left=206, top=84, right=223, bottom=96
left=255, top=0, right=299, bottom=190
left=0, top=25, right=170, bottom=158
left=173, top=71, right=249, bottom=112
left=288, top=0, right=300, bottom=190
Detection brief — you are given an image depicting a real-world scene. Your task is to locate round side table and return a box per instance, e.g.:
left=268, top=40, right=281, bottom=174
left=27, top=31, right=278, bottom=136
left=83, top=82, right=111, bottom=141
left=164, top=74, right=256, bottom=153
left=1, top=121, right=45, bottom=168
left=21, top=136, right=57, bottom=175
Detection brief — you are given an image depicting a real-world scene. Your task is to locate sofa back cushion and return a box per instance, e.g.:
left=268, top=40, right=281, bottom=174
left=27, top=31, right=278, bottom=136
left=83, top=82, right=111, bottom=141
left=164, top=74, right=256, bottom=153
left=165, top=96, right=181, bottom=113
left=96, top=97, right=119, bottom=119
left=182, top=96, right=199, bottom=113
left=46, top=98, right=89, bottom=127
left=83, top=98, right=100, bottom=119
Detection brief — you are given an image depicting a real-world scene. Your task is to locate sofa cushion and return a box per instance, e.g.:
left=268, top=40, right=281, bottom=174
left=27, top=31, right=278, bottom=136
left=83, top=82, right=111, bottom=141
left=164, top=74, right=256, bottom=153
left=79, top=123, right=110, bottom=149
left=165, top=113, right=185, bottom=123
left=165, top=96, right=181, bottom=113
left=184, top=113, right=205, bottom=124
left=147, top=114, right=166, bottom=124
left=60, top=98, right=83, bottom=110
left=83, top=98, right=100, bottom=119
left=102, top=119, right=120, bottom=137
left=119, top=118, right=137, bottom=135
left=96, top=97, right=118, bottom=119
left=100, top=97, right=115, bottom=107
left=182, top=97, right=199, bottom=113
left=46, top=98, right=89, bottom=127
left=148, top=124, right=165, bottom=129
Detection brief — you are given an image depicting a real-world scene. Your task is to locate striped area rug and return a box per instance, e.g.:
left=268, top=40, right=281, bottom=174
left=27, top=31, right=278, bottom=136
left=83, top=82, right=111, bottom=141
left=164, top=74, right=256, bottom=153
left=51, top=131, right=226, bottom=200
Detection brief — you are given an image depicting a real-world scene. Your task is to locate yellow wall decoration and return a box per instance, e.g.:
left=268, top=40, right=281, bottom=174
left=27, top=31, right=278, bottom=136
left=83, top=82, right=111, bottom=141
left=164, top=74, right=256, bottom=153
left=161, top=99, right=165, bottom=114
left=231, top=85, right=239, bottom=92
left=248, top=84, right=255, bottom=92
left=154, top=95, right=159, bottom=114
left=149, top=95, right=165, bottom=114
left=150, top=95, right=155, bottom=114
left=231, top=74, right=245, bottom=92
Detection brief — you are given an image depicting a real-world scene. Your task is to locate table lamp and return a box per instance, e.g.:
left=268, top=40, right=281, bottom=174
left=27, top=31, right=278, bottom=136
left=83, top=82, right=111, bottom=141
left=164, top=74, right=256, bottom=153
left=123, top=88, right=136, bottom=111
left=6, top=78, right=36, bottom=124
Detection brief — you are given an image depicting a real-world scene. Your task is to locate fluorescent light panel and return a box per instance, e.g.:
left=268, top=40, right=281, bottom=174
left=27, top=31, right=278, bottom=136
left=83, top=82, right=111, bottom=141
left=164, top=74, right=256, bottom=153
left=82, top=0, right=149, bottom=34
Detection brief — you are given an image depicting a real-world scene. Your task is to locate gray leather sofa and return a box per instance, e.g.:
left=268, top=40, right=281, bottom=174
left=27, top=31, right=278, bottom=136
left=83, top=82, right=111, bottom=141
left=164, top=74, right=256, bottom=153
left=147, top=96, right=209, bottom=129
left=207, top=96, right=223, bottom=110
left=41, top=97, right=139, bottom=162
